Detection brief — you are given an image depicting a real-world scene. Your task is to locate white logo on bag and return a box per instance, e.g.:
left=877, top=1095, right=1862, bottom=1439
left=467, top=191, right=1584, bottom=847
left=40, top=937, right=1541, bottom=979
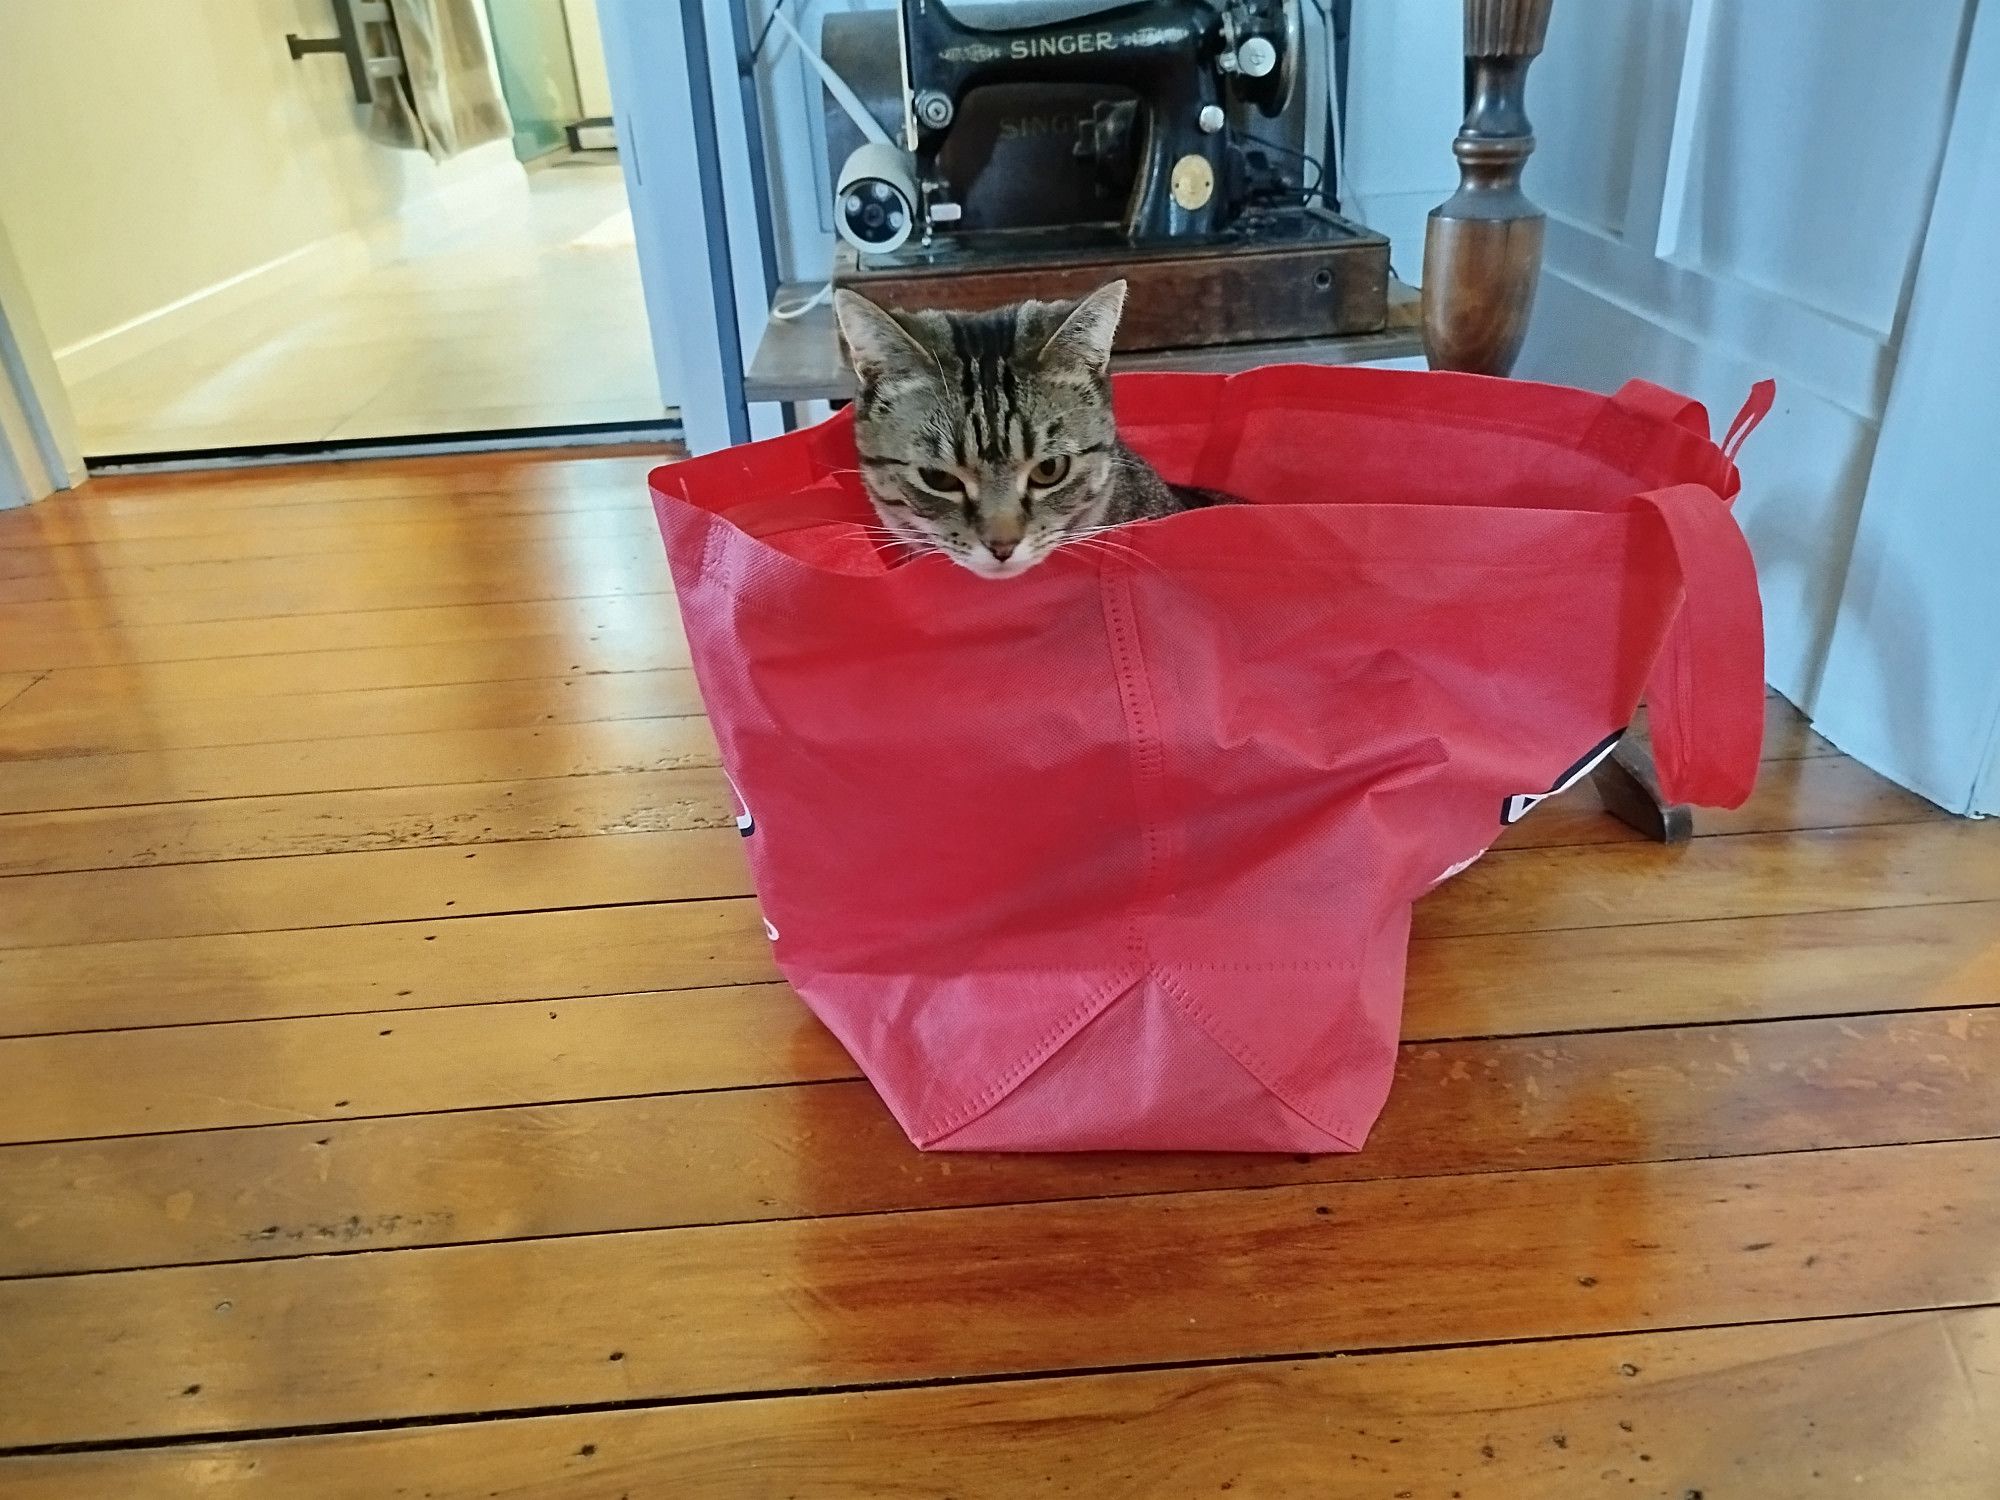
left=1432, top=850, right=1488, bottom=885
left=725, top=772, right=755, bottom=836
left=1501, top=729, right=1626, bottom=825
left=723, top=772, right=775, bottom=938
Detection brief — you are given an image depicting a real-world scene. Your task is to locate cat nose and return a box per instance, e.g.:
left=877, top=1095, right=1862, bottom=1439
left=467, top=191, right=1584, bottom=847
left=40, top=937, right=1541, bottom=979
left=986, top=536, right=1019, bottom=562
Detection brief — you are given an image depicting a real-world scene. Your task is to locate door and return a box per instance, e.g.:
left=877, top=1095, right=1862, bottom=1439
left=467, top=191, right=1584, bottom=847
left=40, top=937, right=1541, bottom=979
left=0, top=0, right=672, bottom=464
left=0, top=217, right=84, bottom=506
left=1514, top=0, right=1976, bottom=718
left=484, top=0, right=588, bottom=159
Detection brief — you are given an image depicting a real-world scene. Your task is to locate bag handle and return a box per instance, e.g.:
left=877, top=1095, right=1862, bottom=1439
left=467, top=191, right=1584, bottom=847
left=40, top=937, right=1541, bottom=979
left=1630, top=483, right=1765, bottom=809
left=1611, top=379, right=1713, bottom=437
left=1721, top=379, right=1777, bottom=462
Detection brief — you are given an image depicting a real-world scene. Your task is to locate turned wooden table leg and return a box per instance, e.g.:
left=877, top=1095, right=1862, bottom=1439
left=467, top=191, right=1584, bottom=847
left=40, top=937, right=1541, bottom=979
left=1421, top=0, right=1553, bottom=375
left=1424, top=0, right=1689, bottom=844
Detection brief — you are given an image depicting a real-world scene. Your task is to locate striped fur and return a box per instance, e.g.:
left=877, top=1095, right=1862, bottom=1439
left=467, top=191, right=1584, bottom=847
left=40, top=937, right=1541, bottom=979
left=834, top=281, right=1231, bottom=578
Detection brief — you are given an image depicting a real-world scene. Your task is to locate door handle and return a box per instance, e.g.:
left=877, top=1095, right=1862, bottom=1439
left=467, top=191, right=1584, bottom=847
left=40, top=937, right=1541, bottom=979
left=286, top=0, right=401, bottom=105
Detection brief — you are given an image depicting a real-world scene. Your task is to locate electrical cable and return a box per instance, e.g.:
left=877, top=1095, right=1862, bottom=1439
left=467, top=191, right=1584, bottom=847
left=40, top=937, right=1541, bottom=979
left=772, top=281, right=834, bottom=320
left=763, top=3, right=893, bottom=147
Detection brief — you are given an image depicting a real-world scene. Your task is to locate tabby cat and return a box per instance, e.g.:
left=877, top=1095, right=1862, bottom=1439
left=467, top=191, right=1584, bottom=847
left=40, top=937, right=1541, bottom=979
left=832, top=280, right=1232, bottom=577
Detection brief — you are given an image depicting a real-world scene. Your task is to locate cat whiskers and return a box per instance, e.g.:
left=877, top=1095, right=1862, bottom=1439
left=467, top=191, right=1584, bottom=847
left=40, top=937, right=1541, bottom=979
left=781, top=512, right=942, bottom=564
left=1064, top=540, right=1149, bottom=570
left=1053, top=528, right=1162, bottom=574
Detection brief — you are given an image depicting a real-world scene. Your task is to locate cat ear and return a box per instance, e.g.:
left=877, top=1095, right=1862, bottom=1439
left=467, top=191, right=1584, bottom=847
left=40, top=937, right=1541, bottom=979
left=1039, top=279, right=1127, bottom=372
left=833, top=290, right=929, bottom=383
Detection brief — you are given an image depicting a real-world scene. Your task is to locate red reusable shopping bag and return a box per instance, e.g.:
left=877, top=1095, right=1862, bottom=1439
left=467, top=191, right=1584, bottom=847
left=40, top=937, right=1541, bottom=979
left=650, top=366, right=1772, bottom=1153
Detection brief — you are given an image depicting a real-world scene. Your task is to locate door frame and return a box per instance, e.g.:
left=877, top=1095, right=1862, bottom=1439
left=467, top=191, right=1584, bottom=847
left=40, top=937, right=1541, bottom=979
left=598, top=0, right=768, bottom=455
left=0, top=216, right=85, bottom=507
left=1812, top=0, right=2000, bottom=817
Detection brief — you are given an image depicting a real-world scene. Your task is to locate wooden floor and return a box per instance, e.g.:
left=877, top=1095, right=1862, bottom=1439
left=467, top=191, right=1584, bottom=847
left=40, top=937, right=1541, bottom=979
left=1, top=451, right=1996, bottom=1497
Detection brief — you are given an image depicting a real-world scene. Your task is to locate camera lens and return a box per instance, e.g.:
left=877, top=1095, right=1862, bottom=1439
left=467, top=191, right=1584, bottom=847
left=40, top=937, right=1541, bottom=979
left=844, top=179, right=907, bottom=246
left=837, top=156, right=916, bottom=254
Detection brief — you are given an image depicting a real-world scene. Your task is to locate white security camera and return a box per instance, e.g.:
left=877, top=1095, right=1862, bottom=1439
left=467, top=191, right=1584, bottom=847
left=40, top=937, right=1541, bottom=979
left=836, top=142, right=918, bottom=255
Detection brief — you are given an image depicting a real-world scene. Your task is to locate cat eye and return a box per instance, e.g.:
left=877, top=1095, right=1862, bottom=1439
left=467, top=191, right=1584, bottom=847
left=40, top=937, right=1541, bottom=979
left=914, top=466, right=964, bottom=496
left=1028, top=454, right=1071, bottom=488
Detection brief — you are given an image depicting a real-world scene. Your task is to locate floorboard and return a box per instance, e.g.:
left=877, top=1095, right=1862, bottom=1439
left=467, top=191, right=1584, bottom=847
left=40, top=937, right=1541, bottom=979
left=7, top=629, right=692, bottom=703
left=0, top=667, right=703, bottom=757
left=8, top=812, right=1995, bottom=950
left=0, top=588, right=689, bottom=674
left=4, top=1140, right=1997, bottom=1449
left=3, top=1006, right=1991, bottom=1274
left=0, top=766, right=733, bottom=876
left=7, top=1310, right=1992, bottom=1498
left=0, top=716, right=719, bottom=816
left=1, top=448, right=1993, bottom=1494
left=0, top=738, right=1941, bottom=881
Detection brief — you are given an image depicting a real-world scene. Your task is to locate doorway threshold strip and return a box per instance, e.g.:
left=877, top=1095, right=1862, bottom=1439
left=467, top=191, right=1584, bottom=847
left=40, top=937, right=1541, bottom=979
left=85, top=418, right=685, bottom=475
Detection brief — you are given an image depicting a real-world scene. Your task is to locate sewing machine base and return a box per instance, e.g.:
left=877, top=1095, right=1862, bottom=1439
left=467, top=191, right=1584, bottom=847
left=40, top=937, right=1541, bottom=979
left=834, top=207, right=1389, bottom=352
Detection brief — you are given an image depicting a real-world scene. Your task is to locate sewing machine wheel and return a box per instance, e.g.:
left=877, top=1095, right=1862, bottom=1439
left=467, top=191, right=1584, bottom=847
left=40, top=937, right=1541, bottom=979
left=1265, top=0, right=1302, bottom=118
left=1224, top=0, right=1304, bottom=119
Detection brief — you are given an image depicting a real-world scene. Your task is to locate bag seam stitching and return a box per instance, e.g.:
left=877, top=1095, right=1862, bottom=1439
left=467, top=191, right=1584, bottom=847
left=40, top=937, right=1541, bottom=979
left=1152, top=967, right=1361, bottom=1149
left=909, top=965, right=1147, bottom=1144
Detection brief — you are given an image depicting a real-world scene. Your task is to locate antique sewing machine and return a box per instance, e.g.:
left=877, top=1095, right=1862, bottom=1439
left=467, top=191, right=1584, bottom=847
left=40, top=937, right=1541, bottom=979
left=825, top=0, right=1390, bottom=351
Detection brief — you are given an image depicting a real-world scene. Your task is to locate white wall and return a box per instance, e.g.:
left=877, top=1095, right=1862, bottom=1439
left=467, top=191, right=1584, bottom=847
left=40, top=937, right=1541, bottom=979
left=0, top=0, right=522, bottom=374
left=1513, top=0, right=1974, bottom=717
left=1341, top=0, right=1462, bottom=282
left=564, top=0, right=617, bottom=118
left=1812, top=0, right=2000, bottom=817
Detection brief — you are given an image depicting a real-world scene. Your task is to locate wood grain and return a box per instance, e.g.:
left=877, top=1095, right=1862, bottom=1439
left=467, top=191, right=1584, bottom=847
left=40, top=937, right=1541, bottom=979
left=3, top=1006, right=1991, bottom=1270
left=7, top=1308, right=1991, bottom=1497
left=0, top=673, right=41, bottom=713
left=5, top=445, right=1995, bottom=1485
left=0, top=589, right=687, bottom=674
left=0, top=666, right=704, bottom=758
left=0, top=715, right=719, bottom=816
left=1497, top=750, right=1936, bottom=848
left=7, top=482, right=650, bottom=548
left=0, top=687, right=1823, bottom=800
left=2, top=1138, right=1995, bottom=1447
left=0, top=752, right=1938, bottom=881
left=0, top=766, right=733, bottom=877
left=0, top=826, right=750, bottom=948
left=0, top=506, right=663, bottom=579
left=0, top=550, right=670, bottom=628
left=7, top=817, right=1991, bottom=950
left=11, top=630, right=694, bottom=705
left=1416, top=821, right=2000, bottom=940
left=0, top=534, right=670, bottom=610
left=1, top=452, right=663, bottom=517
left=836, top=212, right=1390, bottom=352
left=0, top=983, right=816, bottom=1145
left=8, top=892, right=1998, bottom=1043
left=0, top=898, right=779, bottom=1037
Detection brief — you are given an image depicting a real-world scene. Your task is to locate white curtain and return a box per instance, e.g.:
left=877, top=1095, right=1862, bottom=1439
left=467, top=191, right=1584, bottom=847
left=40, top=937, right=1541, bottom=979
left=367, top=0, right=513, bottom=161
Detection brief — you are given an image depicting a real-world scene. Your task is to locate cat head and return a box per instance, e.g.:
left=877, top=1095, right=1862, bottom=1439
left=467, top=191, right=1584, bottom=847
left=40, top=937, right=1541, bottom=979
left=833, top=281, right=1127, bottom=577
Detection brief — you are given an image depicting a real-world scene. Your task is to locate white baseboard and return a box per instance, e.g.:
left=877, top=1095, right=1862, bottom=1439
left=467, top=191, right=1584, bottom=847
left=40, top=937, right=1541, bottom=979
left=53, top=231, right=373, bottom=386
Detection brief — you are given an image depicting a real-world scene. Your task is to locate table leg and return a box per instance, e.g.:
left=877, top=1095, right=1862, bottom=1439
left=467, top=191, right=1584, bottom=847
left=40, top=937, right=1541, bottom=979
left=1423, top=0, right=1689, bottom=843
left=1421, top=0, right=1554, bottom=376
